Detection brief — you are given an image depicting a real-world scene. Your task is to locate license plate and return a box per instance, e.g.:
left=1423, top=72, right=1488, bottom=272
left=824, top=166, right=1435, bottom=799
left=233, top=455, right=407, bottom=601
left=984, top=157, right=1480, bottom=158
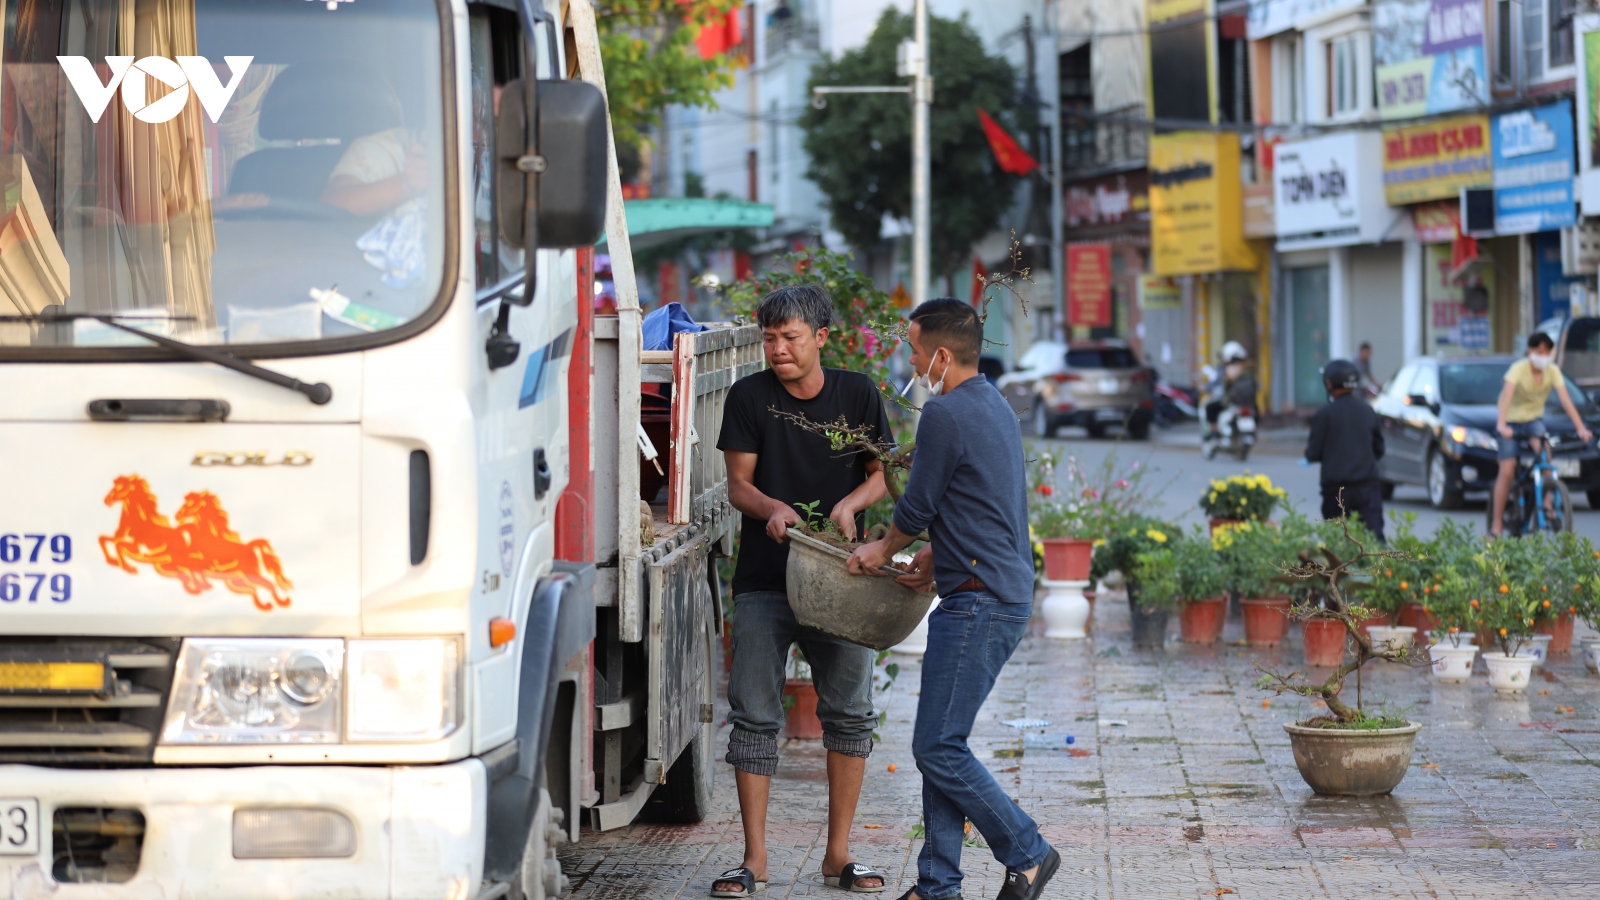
left=0, top=662, right=104, bottom=693
left=1097, top=377, right=1119, bottom=394
left=1096, top=409, right=1125, bottom=421
left=1556, top=458, right=1581, bottom=478
left=0, top=799, right=40, bottom=856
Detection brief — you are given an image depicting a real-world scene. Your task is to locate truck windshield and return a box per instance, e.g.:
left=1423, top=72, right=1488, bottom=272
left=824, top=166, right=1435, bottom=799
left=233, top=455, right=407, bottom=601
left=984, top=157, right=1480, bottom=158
left=0, top=0, right=449, bottom=354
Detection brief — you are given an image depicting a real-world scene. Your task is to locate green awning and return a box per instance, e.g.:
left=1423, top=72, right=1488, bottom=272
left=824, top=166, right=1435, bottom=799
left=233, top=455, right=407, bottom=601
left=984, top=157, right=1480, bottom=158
left=600, top=197, right=775, bottom=251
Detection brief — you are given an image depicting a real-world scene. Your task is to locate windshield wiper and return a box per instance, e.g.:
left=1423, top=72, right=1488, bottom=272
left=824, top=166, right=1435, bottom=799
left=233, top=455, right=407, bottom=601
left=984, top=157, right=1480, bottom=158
left=92, top=316, right=332, bottom=405
left=3, top=311, right=332, bottom=404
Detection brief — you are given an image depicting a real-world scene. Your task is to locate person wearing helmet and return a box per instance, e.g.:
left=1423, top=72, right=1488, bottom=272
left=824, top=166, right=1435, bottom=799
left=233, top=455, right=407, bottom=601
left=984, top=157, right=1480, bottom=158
left=1203, top=342, right=1256, bottom=437
left=1305, top=358, right=1386, bottom=541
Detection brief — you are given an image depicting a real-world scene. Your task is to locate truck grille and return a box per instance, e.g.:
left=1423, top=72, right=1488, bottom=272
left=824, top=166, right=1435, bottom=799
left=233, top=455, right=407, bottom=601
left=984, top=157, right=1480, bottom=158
left=0, top=639, right=178, bottom=765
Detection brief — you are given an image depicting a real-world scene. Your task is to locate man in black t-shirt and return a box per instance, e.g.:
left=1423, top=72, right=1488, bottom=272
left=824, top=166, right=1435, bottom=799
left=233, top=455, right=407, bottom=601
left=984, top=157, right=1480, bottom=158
left=710, top=285, right=891, bottom=898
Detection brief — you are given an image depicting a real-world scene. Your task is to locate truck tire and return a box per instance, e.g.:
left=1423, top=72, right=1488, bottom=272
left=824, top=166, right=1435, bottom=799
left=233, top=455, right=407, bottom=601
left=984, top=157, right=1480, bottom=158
left=642, top=721, right=714, bottom=824
left=508, top=790, right=568, bottom=900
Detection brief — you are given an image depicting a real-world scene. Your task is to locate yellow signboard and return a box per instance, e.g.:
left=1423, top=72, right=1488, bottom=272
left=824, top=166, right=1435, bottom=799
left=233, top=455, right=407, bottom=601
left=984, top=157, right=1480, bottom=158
left=1149, top=132, right=1256, bottom=276
left=1381, top=115, right=1492, bottom=205
left=1147, top=0, right=1207, bottom=23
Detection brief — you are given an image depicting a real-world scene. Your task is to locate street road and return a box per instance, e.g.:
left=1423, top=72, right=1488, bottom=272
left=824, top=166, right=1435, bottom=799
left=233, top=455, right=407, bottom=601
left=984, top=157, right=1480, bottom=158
left=1043, top=422, right=1600, bottom=543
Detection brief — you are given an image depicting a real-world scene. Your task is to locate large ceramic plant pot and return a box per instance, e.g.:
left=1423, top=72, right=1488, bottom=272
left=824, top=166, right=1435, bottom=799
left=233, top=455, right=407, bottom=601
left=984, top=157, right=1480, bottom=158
left=1283, top=722, right=1421, bottom=796
left=1179, top=596, right=1227, bottom=644
left=1397, top=602, right=1439, bottom=645
left=785, top=530, right=935, bottom=651
left=1039, top=538, right=1094, bottom=581
left=1483, top=652, right=1535, bottom=692
left=1241, top=596, right=1292, bottom=645
left=1128, top=592, right=1169, bottom=647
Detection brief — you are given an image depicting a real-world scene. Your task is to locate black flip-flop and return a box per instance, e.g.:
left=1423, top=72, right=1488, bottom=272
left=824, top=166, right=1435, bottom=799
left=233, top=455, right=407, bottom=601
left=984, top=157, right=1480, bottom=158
left=711, top=867, right=766, bottom=898
left=824, top=861, right=886, bottom=893
left=996, top=846, right=1060, bottom=900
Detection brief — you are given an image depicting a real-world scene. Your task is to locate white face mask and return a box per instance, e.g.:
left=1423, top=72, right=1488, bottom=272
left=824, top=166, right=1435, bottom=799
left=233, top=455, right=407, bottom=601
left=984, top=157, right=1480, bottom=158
left=900, top=351, right=950, bottom=398
left=1530, top=353, right=1553, bottom=371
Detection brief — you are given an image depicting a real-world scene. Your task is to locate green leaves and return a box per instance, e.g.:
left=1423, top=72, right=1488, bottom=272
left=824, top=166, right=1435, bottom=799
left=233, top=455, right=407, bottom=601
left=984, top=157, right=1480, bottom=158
left=595, top=0, right=741, bottom=147
left=798, top=8, right=1034, bottom=280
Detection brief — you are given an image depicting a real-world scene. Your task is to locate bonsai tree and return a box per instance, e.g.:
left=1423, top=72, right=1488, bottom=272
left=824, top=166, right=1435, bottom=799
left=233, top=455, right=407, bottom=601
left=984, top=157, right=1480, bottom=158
left=1134, top=527, right=1227, bottom=612
left=1473, top=537, right=1544, bottom=658
left=1199, top=474, right=1287, bottom=523
left=1254, top=513, right=1427, bottom=726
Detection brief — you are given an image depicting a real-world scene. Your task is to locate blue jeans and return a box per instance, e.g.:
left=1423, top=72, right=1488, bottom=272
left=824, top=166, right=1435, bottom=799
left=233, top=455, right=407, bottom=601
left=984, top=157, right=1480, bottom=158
left=725, top=591, right=876, bottom=775
left=913, top=592, right=1049, bottom=899
left=1496, top=418, right=1546, bottom=461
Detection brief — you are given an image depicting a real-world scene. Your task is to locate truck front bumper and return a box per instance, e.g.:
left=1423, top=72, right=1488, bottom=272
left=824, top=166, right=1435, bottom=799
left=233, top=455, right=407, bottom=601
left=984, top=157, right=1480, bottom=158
left=0, top=759, right=486, bottom=900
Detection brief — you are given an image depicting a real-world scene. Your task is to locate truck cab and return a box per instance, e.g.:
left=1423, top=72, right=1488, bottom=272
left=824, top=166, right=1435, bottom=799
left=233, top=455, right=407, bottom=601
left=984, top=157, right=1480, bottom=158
left=0, top=0, right=735, bottom=897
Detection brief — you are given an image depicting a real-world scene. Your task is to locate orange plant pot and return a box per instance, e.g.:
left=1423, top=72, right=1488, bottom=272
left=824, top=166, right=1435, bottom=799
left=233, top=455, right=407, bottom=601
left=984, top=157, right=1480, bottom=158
left=1039, top=538, right=1094, bottom=581
left=1208, top=518, right=1245, bottom=536
left=1179, top=596, right=1228, bottom=644
left=1535, top=613, right=1575, bottom=654
left=1241, top=596, right=1292, bottom=645
left=1397, top=602, right=1438, bottom=645
left=782, top=679, right=823, bottom=740
left=1303, top=618, right=1347, bottom=667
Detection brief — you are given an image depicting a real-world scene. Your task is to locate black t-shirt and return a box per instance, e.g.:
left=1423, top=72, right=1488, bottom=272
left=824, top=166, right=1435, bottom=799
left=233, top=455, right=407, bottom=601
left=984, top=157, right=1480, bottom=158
left=717, top=368, right=892, bottom=595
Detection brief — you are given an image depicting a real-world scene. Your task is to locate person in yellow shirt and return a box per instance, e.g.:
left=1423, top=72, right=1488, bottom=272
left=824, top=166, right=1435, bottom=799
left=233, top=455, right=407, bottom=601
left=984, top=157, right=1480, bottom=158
left=1491, top=332, right=1594, bottom=537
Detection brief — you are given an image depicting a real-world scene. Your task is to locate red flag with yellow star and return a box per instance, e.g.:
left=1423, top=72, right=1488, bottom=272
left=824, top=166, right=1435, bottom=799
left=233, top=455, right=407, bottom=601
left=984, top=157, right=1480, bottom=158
left=977, top=109, right=1038, bottom=176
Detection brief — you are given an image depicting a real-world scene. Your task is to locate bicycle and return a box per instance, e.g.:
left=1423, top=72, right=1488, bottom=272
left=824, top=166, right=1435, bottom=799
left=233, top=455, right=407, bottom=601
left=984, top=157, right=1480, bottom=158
left=1488, top=435, right=1580, bottom=536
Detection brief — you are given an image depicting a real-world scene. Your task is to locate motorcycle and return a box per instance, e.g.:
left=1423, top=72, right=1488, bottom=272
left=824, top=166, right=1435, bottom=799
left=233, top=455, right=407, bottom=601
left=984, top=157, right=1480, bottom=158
left=1202, top=403, right=1256, bottom=461
left=1151, top=373, right=1197, bottom=428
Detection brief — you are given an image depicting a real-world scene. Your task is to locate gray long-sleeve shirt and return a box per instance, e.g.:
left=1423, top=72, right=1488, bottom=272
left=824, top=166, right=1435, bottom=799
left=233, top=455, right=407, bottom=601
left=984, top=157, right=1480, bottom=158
left=893, top=376, right=1035, bottom=603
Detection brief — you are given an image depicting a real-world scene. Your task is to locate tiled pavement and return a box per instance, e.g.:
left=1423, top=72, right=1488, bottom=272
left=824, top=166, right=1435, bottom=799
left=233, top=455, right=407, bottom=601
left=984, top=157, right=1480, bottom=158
left=559, top=595, right=1600, bottom=899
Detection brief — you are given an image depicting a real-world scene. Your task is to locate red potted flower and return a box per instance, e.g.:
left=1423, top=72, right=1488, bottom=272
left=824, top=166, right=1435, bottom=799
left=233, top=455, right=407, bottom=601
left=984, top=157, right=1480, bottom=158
left=1029, top=449, right=1150, bottom=582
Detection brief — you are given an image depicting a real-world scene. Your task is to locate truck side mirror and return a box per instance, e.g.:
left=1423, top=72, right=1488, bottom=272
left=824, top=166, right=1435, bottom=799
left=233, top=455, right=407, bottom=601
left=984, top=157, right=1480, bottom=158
left=496, top=77, right=609, bottom=301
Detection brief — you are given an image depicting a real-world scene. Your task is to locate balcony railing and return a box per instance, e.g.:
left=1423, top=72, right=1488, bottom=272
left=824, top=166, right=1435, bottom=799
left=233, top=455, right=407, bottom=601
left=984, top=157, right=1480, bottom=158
left=1062, top=106, right=1147, bottom=174
left=764, top=17, right=819, bottom=61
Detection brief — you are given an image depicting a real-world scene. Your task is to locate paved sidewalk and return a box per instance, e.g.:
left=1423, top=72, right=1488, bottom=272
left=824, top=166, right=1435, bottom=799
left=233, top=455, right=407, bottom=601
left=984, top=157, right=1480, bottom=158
left=559, top=595, right=1600, bottom=899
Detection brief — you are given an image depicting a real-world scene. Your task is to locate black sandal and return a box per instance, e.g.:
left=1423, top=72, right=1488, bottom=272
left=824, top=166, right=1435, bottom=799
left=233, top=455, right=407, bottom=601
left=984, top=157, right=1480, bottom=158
left=710, top=867, right=767, bottom=897
left=824, top=861, right=886, bottom=893
left=996, top=846, right=1060, bottom=900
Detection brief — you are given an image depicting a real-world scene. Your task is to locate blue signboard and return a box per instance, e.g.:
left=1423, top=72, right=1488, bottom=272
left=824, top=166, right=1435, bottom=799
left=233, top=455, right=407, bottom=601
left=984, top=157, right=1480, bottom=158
left=1491, top=100, right=1576, bottom=235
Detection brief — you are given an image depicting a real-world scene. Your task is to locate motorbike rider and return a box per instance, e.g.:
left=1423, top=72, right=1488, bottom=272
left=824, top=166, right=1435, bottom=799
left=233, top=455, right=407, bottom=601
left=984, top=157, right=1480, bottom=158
left=1203, top=341, right=1257, bottom=439
left=1305, top=359, right=1386, bottom=542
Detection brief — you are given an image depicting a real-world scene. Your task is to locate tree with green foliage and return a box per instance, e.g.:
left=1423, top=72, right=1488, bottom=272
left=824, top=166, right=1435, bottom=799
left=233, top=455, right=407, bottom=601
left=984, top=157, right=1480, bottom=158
left=800, top=9, right=1035, bottom=286
left=596, top=0, right=742, bottom=147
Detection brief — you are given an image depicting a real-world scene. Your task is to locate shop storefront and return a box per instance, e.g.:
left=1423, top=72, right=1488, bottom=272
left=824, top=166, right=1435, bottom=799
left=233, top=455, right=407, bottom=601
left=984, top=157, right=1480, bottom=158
left=1148, top=132, right=1264, bottom=385
left=1273, top=131, right=1405, bottom=407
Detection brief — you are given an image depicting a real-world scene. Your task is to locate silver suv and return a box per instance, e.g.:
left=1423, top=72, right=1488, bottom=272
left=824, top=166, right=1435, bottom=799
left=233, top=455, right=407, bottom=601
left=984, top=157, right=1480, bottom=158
left=997, top=342, right=1155, bottom=439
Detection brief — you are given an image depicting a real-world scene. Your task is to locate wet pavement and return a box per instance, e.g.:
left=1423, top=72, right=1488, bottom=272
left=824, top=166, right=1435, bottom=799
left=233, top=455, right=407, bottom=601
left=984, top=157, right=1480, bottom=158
left=559, top=593, right=1600, bottom=899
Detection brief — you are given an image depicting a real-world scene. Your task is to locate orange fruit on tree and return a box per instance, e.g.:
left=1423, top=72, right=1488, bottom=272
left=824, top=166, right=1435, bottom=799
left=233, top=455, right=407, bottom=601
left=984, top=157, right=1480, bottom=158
left=1499, top=584, right=1509, bottom=594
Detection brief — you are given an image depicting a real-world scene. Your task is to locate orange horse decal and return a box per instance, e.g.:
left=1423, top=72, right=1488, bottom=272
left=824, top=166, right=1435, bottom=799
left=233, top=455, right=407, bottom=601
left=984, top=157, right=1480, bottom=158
left=100, top=475, right=293, bottom=611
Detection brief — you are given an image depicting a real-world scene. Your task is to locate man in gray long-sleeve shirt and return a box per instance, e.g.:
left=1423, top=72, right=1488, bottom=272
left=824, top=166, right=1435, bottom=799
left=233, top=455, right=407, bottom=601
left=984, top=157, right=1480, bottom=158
left=848, top=299, right=1057, bottom=900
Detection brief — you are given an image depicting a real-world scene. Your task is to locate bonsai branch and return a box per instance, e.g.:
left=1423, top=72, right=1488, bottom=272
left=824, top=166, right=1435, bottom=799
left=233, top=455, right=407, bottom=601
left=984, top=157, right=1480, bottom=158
left=767, top=408, right=915, bottom=501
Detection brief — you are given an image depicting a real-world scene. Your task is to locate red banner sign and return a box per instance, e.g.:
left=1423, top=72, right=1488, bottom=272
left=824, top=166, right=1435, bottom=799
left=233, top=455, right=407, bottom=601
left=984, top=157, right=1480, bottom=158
left=1066, top=243, right=1112, bottom=328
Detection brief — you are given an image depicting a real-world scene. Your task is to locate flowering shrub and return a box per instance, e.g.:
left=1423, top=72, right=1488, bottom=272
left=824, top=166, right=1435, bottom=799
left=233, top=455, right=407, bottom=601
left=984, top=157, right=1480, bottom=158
left=1134, top=527, right=1227, bottom=611
left=1089, top=517, right=1175, bottom=593
left=1199, top=473, right=1287, bottom=522
left=1028, top=448, right=1156, bottom=540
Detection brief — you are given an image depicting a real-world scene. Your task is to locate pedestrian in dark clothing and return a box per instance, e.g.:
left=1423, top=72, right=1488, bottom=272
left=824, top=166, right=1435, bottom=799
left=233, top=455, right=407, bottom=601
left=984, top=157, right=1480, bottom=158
left=1305, top=358, right=1386, bottom=541
left=848, top=298, right=1059, bottom=900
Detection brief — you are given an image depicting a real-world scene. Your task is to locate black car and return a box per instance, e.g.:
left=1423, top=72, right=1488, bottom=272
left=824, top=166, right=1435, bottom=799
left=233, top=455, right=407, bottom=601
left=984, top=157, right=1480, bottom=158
left=1374, top=356, right=1600, bottom=509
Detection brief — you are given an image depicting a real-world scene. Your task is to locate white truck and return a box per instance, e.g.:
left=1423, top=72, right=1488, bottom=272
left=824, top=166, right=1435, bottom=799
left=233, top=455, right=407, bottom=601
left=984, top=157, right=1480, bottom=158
left=0, top=0, right=750, bottom=896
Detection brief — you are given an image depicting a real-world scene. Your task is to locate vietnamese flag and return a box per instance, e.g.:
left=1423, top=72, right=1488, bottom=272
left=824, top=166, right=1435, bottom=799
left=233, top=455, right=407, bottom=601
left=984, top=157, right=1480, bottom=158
left=978, top=109, right=1038, bottom=176
left=681, top=1, right=743, bottom=60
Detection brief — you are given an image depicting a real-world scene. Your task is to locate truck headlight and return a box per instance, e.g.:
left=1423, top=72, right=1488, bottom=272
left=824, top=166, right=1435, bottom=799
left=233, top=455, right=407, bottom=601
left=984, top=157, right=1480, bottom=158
left=162, top=640, right=343, bottom=744
left=347, top=638, right=460, bottom=742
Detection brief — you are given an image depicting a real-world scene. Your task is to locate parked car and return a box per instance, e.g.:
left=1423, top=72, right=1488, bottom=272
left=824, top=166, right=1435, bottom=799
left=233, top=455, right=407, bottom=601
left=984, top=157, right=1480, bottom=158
left=1373, top=355, right=1600, bottom=509
left=996, top=341, right=1154, bottom=439
left=1536, top=315, right=1600, bottom=394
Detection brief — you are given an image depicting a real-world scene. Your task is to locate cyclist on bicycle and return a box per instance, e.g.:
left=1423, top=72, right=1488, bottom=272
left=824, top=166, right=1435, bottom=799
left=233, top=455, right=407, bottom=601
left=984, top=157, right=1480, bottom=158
left=1490, top=332, right=1593, bottom=538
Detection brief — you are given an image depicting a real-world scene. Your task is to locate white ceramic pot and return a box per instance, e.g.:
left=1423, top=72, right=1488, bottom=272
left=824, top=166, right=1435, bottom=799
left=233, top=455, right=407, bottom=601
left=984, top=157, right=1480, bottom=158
left=1582, top=638, right=1600, bottom=675
left=1429, top=644, right=1478, bottom=683
left=890, top=599, right=934, bottom=656
left=1484, top=652, right=1536, bottom=692
left=1368, top=625, right=1418, bottom=654
left=1517, top=634, right=1555, bottom=669
left=1039, top=579, right=1091, bottom=639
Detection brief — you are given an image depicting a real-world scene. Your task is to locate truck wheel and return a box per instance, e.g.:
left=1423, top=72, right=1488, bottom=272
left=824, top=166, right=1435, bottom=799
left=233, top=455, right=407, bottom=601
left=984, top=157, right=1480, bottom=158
left=642, top=722, right=714, bottom=824
left=509, top=790, right=567, bottom=900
